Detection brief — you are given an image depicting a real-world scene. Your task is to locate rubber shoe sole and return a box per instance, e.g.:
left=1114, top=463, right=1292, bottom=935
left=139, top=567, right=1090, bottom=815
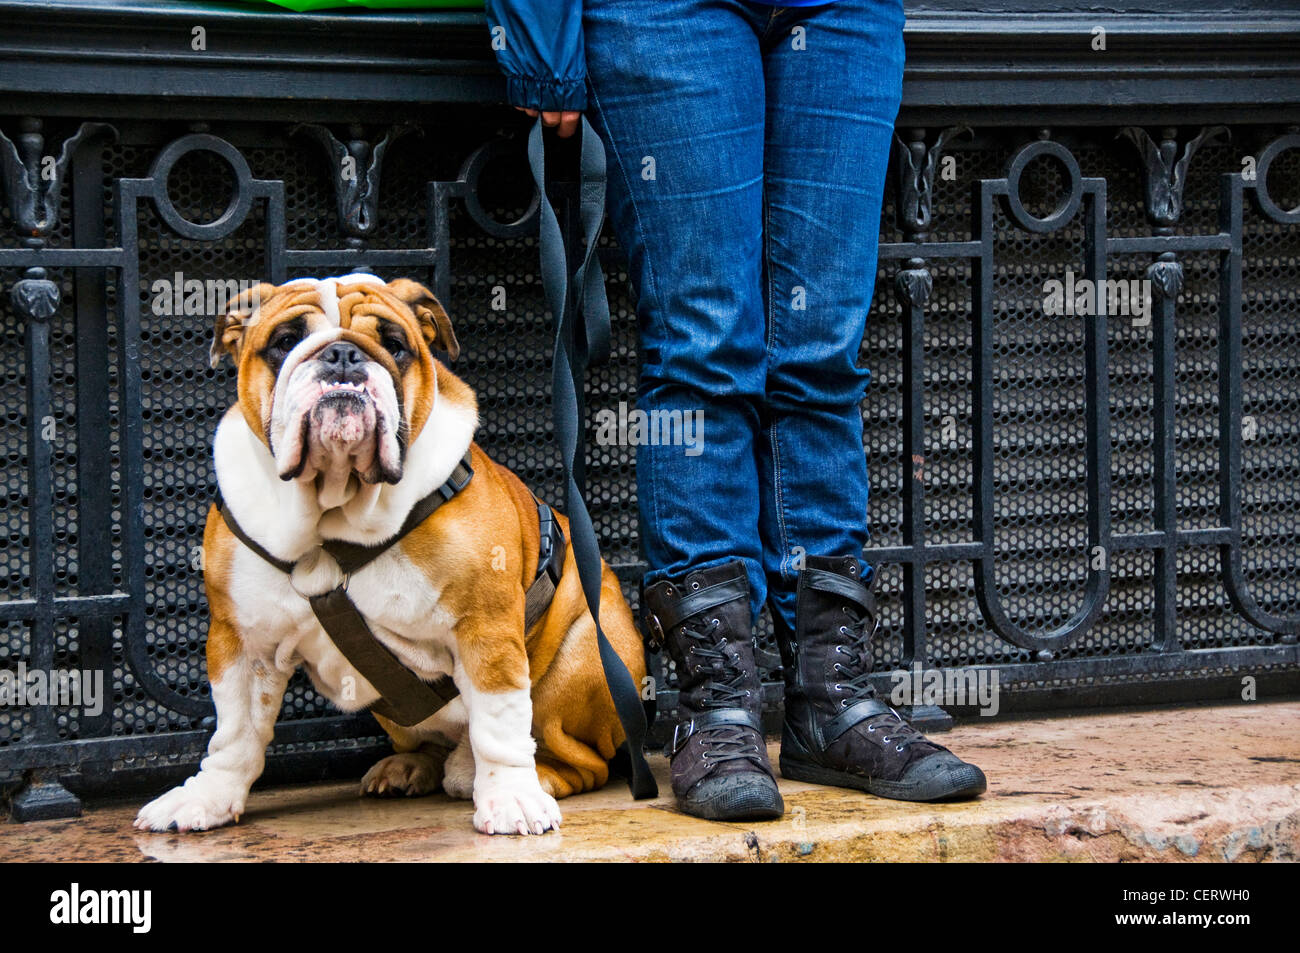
left=680, top=772, right=785, bottom=821
left=779, top=754, right=987, bottom=802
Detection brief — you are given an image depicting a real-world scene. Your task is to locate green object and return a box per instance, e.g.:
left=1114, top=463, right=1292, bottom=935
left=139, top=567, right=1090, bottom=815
left=238, top=0, right=482, bottom=11
left=346, top=0, right=483, bottom=6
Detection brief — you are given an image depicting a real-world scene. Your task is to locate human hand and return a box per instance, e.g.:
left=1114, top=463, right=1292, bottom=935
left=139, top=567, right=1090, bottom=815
left=515, top=106, right=581, bottom=138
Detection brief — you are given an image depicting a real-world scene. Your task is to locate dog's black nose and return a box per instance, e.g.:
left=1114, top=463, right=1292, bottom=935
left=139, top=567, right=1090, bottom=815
left=318, top=341, right=366, bottom=369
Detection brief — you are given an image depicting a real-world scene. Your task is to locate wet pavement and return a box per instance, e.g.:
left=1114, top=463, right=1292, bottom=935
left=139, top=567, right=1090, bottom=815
left=3, top=700, right=1298, bottom=862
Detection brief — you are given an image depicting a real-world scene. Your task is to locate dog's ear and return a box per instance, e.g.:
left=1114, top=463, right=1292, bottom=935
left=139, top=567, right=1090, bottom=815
left=210, top=282, right=278, bottom=369
left=386, top=278, right=459, bottom=362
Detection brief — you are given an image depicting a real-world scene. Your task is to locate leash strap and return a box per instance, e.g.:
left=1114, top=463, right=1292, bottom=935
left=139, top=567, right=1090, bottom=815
left=527, top=117, right=658, bottom=799
left=216, top=456, right=472, bottom=728
left=215, top=455, right=577, bottom=728
left=213, top=453, right=471, bottom=580
left=215, top=493, right=295, bottom=576
left=323, top=454, right=473, bottom=576
left=308, top=586, right=460, bottom=727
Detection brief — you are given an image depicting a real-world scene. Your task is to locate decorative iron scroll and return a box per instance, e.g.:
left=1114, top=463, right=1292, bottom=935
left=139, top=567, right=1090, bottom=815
left=0, top=116, right=1297, bottom=803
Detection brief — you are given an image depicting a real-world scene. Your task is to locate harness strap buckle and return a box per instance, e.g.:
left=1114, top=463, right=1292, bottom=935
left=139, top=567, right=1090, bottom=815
left=438, top=459, right=473, bottom=501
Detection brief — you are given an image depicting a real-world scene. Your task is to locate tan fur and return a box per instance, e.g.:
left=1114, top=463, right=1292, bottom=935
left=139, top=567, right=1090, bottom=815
left=209, top=277, right=644, bottom=801
left=201, top=506, right=241, bottom=684
left=392, top=439, right=646, bottom=797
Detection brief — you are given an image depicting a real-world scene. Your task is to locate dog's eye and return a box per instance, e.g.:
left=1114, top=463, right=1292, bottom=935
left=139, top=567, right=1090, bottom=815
left=266, top=328, right=303, bottom=358
left=381, top=333, right=408, bottom=360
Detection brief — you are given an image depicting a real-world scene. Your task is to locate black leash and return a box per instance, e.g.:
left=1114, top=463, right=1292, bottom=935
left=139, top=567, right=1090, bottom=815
left=527, top=117, right=658, bottom=799
left=211, top=117, right=658, bottom=796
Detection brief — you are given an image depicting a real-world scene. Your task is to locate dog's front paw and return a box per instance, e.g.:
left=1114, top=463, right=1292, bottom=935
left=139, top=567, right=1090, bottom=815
left=473, top=766, right=563, bottom=836
left=134, top=775, right=245, bottom=833
left=361, top=752, right=444, bottom=798
left=441, top=739, right=475, bottom=800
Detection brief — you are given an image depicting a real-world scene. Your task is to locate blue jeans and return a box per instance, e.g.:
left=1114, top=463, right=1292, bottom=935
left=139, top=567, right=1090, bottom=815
left=584, top=0, right=905, bottom=631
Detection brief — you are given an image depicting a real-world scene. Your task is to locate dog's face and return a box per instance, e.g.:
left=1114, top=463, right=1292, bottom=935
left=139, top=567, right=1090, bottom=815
left=210, top=275, right=458, bottom=488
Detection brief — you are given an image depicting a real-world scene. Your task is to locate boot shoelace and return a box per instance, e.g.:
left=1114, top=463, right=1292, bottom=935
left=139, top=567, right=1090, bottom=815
left=832, top=603, right=928, bottom=752
left=680, top=617, right=766, bottom=769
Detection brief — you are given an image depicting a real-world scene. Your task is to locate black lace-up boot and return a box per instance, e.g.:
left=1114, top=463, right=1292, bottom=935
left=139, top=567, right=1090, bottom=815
left=642, top=559, right=784, bottom=821
left=778, top=555, right=987, bottom=801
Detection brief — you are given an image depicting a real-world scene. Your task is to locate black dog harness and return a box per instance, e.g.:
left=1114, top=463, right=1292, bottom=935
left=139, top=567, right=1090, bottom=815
left=212, top=452, right=567, bottom=727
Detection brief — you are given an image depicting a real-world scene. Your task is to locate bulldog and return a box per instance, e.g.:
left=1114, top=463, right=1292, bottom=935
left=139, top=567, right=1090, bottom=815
left=134, top=274, right=646, bottom=836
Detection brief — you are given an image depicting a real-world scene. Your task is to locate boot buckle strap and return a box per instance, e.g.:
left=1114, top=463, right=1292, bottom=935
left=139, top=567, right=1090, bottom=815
left=642, top=574, right=747, bottom=652
left=806, top=566, right=878, bottom=619
left=668, top=708, right=761, bottom=759
left=652, top=576, right=748, bottom=636
left=821, top=697, right=896, bottom=746
left=645, top=611, right=666, bottom=652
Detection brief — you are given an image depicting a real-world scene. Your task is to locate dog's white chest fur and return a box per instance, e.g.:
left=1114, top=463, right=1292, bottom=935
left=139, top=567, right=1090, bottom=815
left=137, top=274, right=566, bottom=838
left=212, top=384, right=477, bottom=714
left=227, top=543, right=458, bottom=712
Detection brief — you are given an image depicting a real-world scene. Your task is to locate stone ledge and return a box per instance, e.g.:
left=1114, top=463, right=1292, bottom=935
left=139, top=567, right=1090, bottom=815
left=2, top=700, right=1297, bottom=862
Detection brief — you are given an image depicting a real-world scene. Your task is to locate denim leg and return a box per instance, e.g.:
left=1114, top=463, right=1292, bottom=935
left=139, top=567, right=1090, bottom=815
left=755, top=0, right=906, bottom=633
left=585, top=0, right=773, bottom=621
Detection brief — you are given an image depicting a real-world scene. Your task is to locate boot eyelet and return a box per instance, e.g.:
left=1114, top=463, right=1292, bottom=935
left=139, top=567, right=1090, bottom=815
left=882, top=736, right=891, bottom=744
left=839, top=625, right=849, bottom=635
left=895, top=745, right=905, bottom=752
left=832, top=663, right=844, bottom=674
left=839, top=699, right=849, bottom=709
left=867, top=725, right=876, bottom=732
left=691, top=581, right=700, bottom=590
left=833, top=683, right=843, bottom=693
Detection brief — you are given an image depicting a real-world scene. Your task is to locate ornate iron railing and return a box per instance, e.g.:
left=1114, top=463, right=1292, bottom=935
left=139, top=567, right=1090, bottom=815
left=0, top=2, right=1298, bottom=820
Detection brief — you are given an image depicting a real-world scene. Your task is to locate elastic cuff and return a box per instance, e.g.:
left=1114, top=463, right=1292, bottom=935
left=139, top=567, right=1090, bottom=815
left=503, top=73, right=587, bottom=112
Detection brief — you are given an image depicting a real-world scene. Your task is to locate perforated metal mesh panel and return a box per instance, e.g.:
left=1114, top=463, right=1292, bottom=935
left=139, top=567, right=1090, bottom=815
left=855, top=130, right=1299, bottom=694
left=1, top=119, right=1297, bottom=781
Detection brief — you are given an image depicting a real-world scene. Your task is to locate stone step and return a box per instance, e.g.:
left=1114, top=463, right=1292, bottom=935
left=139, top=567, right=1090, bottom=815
left=1, top=699, right=1297, bottom=862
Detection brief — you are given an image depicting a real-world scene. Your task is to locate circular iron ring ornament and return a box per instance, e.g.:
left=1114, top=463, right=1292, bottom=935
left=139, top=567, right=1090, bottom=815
left=147, top=134, right=255, bottom=241
left=1252, top=133, right=1300, bottom=225
left=457, top=138, right=541, bottom=239
left=1003, top=139, right=1084, bottom=233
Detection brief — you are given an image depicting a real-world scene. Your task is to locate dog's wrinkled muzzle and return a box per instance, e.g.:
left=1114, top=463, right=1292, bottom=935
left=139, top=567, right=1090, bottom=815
left=270, top=330, right=404, bottom=490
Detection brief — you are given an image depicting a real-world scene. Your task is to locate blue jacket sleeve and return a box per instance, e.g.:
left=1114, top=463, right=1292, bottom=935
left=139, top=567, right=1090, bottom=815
left=484, top=1, right=587, bottom=112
